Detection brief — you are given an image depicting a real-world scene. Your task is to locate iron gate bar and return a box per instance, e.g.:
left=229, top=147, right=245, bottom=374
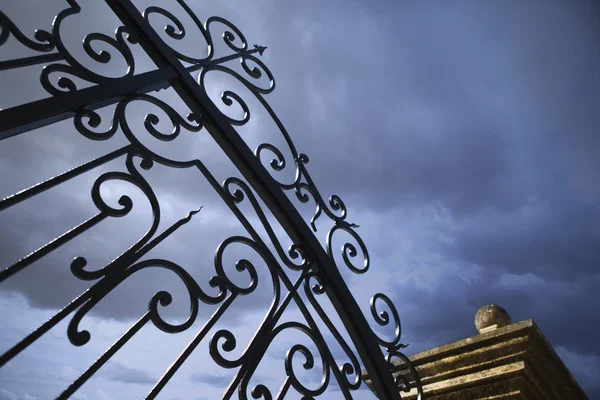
left=102, top=0, right=403, bottom=399
left=0, top=51, right=64, bottom=71
left=0, top=67, right=175, bottom=140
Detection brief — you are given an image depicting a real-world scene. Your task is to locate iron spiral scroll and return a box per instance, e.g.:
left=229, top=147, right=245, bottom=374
left=0, top=0, right=422, bottom=398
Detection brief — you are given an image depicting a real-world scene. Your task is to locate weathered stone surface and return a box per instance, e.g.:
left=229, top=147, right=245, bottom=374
left=362, top=319, right=588, bottom=399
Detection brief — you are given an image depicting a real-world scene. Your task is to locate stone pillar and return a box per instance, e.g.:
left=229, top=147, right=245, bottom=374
left=362, top=305, right=588, bottom=399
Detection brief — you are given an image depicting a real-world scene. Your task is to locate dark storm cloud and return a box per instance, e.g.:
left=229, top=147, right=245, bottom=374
left=449, top=200, right=600, bottom=279
left=1, top=0, right=600, bottom=398
left=254, top=0, right=600, bottom=216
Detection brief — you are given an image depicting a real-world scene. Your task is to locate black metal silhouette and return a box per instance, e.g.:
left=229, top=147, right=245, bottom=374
left=0, top=1, right=422, bottom=398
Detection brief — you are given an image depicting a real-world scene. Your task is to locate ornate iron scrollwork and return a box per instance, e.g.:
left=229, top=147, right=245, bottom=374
left=0, top=0, right=422, bottom=398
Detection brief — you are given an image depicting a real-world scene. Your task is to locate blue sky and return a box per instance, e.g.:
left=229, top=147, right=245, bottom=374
left=0, top=0, right=599, bottom=399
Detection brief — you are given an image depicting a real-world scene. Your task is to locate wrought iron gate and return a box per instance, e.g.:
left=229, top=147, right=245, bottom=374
left=0, top=1, right=422, bottom=398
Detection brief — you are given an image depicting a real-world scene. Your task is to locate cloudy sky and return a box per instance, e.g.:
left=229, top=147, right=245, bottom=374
left=1, top=0, right=599, bottom=399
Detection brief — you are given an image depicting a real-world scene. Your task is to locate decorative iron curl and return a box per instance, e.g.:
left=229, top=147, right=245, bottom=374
left=293, top=180, right=348, bottom=232
left=41, top=5, right=139, bottom=96
left=74, top=108, right=120, bottom=141
left=74, top=93, right=203, bottom=145
left=82, top=30, right=138, bottom=66
left=70, top=149, right=161, bottom=281
left=209, top=235, right=282, bottom=370
left=256, top=143, right=286, bottom=173
left=206, top=16, right=248, bottom=53
left=210, top=329, right=241, bottom=370
left=248, top=383, right=271, bottom=400
left=369, top=293, right=406, bottom=351
left=214, top=236, right=262, bottom=296
left=144, top=6, right=187, bottom=41
left=66, top=96, right=205, bottom=284
left=285, top=343, right=328, bottom=397
left=143, top=1, right=249, bottom=64
left=118, top=94, right=203, bottom=143
left=304, top=271, right=362, bottom=392
left=237, top=321, right=331, bottom=400
left=291, top=151, right=348, bottom=230
left=385, top=350, right=423, bottom=399
left=223, top=177, right=308, bottom=271
left=0, top=10, right=55, bottom=51
left=198, top=53, right=275, bottom=102
left=67, top=258, right=226, bottom=346
left=368, top=293, right=423, bottom=397
left=221, top=90, right=250, bottom=126
left=326, top=221, right=369, bottom=274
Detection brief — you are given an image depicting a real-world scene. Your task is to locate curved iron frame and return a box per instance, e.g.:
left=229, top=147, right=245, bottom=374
left=0, top=1, right=422, bottom=398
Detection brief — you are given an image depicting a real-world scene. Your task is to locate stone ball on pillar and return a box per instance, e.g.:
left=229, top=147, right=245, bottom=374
left=475, top=304, right=511, bottom=333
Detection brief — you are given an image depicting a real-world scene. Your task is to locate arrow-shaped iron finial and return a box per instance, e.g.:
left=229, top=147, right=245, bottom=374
left=253, top=44, right=267, bottom=56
